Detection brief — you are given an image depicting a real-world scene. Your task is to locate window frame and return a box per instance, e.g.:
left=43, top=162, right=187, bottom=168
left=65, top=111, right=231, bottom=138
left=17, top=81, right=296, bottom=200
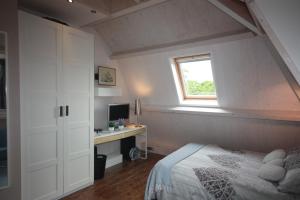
left=174, top=54, right=217, bottom=100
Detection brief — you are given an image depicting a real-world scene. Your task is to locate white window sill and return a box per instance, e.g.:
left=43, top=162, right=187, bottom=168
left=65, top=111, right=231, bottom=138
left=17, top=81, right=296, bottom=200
left=142, top=105, right=300, bottom=122
left=179, top=99, right=219, bottom=108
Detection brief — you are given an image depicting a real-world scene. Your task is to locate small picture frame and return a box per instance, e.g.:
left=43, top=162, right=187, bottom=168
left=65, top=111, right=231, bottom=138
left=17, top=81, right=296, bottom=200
left=98, top=66, right=116, bottom=86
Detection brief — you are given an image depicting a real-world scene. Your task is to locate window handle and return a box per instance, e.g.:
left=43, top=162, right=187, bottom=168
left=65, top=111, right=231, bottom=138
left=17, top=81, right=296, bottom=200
left=66, top=105, right=69, bottom=116
left=59, top=106, right=64, bottom=117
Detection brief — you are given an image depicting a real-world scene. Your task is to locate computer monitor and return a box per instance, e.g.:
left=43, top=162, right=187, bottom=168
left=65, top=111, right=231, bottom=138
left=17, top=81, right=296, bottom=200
left=108, top=103, right=130, bottom=122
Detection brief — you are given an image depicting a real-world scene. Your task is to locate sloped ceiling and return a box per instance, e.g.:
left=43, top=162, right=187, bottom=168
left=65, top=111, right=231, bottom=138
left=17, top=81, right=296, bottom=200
left=18, top=0, right=153, bottom=26
left=94, top=0, right=249, bottom=55
left=76, top=0, right=152, bottom=14
left=77, top=0, right=110, bottom=15
left=19, top=0, right=256, bottom=55
left=110, top=0, right=150, bottom=13
left=218, top=0, right=255, bottom=25
left=248, top=0, right=300, bottom=86
left=19, top=0, right=108, bottom=26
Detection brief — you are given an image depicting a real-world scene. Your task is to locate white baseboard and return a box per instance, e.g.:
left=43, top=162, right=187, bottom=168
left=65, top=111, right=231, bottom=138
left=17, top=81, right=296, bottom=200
left=106, top=152, right=123, bottom=168
left=56, top=181, right=93, bottom=199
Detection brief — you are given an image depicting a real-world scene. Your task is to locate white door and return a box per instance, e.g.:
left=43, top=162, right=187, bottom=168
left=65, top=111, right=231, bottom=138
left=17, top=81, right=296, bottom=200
left=19, top=12, right=64, bottom=200
left=62, top=26, right=94, bottom=193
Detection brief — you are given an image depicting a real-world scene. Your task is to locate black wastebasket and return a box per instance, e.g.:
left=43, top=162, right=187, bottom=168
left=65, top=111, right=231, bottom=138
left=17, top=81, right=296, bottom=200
left=94, top=146, right=107, bottom=180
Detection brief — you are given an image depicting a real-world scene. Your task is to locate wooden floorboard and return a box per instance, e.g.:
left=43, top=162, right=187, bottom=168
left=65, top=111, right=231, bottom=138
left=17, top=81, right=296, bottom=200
left=62, top=153, right=163, bottom=200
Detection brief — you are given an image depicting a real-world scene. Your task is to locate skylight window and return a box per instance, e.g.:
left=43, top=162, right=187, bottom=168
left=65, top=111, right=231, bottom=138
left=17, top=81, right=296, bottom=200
left=174, top=54, right=217, bottom=100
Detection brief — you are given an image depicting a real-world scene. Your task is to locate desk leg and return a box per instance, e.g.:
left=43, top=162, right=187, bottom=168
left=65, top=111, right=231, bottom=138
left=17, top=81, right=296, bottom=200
left=140, top=127, right=148, bottom=160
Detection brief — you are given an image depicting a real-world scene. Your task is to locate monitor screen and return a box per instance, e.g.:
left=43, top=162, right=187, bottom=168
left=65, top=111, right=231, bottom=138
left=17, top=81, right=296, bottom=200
left=108, top=104, right=130, bottom=121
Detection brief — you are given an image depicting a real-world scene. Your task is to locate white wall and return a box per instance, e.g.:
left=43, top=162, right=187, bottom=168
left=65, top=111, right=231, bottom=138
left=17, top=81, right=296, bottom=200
left=143, top=111, right=300, bottom=155
left=118, top=35, right=300, bottom=111
left=83, top=28, right=132, bottom=155
left=83, top=28, right=131, bottom=130
left=116, top=34, right=300, bottom=154
left=0, top=1, right=21, bottom=199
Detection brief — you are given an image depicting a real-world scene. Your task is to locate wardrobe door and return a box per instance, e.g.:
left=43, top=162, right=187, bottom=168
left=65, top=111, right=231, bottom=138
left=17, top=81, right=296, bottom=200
left=62, top=26, right=94, bottom=193
left=19, top=12, right=64, bottom=200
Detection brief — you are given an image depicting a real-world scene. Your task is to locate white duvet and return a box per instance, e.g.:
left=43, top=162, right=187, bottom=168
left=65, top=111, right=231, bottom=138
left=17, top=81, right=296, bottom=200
left=148, top=145, right=300, bottom=200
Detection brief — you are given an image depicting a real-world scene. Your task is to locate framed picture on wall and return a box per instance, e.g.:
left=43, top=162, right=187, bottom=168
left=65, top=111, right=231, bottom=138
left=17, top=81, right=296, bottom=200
left=98, top=66, right=116, bottom=86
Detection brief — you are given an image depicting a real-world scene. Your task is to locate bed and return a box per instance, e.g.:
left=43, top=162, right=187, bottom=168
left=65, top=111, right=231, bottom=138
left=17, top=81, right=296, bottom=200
left=145, top=144, right=300, bottom=200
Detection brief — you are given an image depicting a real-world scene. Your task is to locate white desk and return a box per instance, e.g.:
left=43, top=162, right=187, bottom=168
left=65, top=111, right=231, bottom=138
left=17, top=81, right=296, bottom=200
left=94, top=125, right=148, bottom=161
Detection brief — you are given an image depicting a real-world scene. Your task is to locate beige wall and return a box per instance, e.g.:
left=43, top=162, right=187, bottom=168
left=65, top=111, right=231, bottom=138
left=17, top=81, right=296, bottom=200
left=0, top=1, right=21, bottom=199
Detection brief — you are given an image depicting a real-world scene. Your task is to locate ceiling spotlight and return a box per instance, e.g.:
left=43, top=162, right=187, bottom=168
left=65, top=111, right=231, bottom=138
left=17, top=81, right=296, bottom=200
left=67, top=0, right=73, bottom=3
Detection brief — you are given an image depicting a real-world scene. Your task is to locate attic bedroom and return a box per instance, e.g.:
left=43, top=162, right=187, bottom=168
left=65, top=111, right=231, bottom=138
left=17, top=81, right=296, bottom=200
left=0, top=0, right=300, bottom=200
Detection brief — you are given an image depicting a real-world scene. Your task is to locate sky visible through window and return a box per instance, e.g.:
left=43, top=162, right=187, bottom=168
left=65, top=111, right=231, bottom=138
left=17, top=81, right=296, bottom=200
left=179, top=59, right=216, bottom=97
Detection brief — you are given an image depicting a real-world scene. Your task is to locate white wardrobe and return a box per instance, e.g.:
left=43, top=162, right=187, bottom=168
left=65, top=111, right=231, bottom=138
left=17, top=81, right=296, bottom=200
left=19, top=11, right=94, bottom=200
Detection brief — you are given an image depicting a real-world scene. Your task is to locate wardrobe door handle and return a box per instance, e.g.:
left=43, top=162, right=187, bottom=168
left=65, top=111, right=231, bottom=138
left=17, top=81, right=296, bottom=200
left=59, top=106, right=64, bottom=117
left=66, top=105, right=69, bottom=116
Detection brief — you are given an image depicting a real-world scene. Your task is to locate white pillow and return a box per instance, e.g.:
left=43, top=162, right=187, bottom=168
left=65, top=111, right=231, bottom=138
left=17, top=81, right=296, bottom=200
left=278, top=168, right=300, bottom=194
left=258, top=164, right=286, bottom=182
left=263, top=149, right=286, bottom=163
left=267, top=159, right=284, bottom=167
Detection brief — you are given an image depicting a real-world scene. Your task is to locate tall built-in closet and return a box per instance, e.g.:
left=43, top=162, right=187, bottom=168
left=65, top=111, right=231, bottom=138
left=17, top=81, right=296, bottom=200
left=19, top=11, right=94, bottom=200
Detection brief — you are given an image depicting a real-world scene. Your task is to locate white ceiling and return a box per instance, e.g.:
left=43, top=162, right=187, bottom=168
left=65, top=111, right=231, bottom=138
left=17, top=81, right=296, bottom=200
left=19, top=0, right=108, bottom=26
left=18, top=0, right=255, bottom=55
left=95, top=0, right=248, bottom=55
left=18, top=0, right=155, bottom=27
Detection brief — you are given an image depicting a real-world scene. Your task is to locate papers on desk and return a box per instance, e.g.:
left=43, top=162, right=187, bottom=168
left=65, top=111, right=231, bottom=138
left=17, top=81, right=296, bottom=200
left=94, top=127, right=131, bottom=137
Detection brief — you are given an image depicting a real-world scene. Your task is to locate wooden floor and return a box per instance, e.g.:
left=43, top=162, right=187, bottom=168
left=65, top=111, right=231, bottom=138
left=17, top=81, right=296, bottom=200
left=63, top=153, right=163, bottom=200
